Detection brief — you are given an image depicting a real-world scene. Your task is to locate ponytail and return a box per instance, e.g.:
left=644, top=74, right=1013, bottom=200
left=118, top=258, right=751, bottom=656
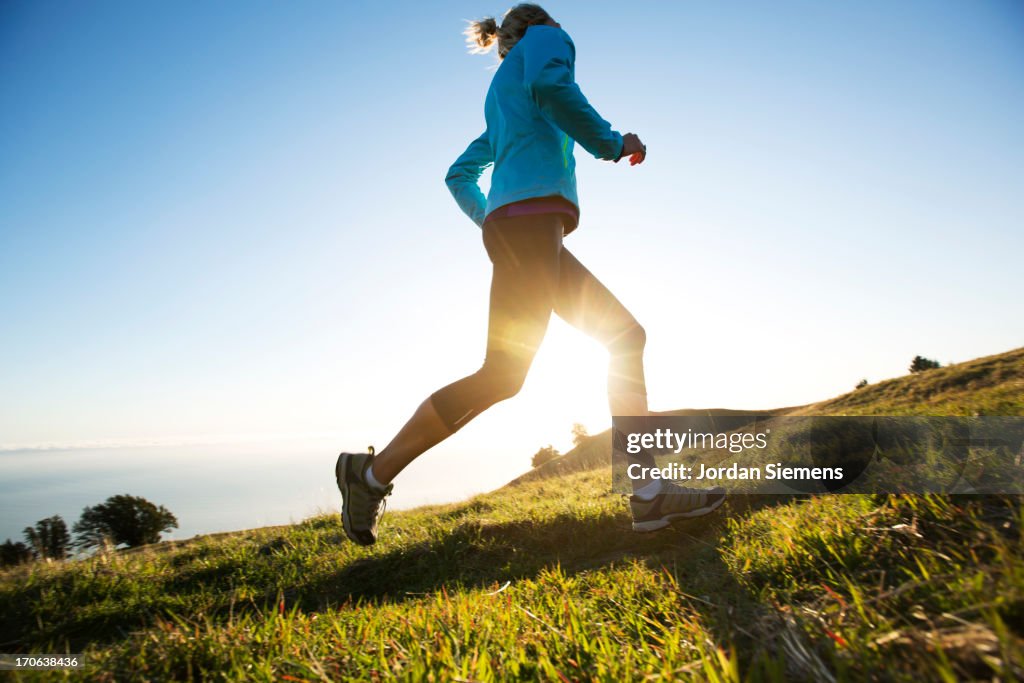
left=464, top=4, right=552, bottom=60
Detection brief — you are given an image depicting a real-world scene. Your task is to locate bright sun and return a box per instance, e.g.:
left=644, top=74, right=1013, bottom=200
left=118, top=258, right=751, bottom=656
left=511, top=316, right=614, bottom=449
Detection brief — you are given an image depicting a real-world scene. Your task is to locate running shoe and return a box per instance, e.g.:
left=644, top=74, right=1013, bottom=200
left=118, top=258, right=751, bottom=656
left=630, top=482, right=726, bottom=532
left=335, top=447, right=392, bottom=546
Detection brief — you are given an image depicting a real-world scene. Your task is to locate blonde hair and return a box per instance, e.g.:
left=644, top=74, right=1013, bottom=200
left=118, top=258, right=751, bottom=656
left=464, top=4, right=553, bottom=60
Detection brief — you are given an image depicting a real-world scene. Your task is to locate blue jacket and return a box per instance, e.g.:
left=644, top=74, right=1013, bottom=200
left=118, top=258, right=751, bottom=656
left=445, top=25, right=624, bottom=228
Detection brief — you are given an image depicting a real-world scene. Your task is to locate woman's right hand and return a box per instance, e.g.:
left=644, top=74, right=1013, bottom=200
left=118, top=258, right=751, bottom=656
left=618, top=132, right=647, bottom=166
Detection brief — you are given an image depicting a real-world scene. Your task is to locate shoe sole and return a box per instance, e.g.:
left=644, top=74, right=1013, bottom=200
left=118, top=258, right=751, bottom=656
left=335, top=453, right=362, bottom=545
left=631, top=494, right=727, bottom=533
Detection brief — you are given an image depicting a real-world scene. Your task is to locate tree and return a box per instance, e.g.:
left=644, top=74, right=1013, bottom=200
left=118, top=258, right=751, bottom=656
left=1, top=539, right=33, bottom=567
left=531, top=445, right=560, bottom=468
left=73, top=494, right=178, bottom=550
left=909, top=355, right=941, bottom=374
left=571, top=423, right=590, bottom=447
left=855, top=379, right=868, bottom=389
left=23, top=515, right=71, bottom=560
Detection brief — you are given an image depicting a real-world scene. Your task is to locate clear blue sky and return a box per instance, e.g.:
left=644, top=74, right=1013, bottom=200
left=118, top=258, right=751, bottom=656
left=2, top=1, right=1022, bottom=469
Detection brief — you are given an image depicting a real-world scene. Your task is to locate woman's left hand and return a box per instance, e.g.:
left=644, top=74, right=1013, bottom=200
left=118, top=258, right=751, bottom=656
left=617, top=132, right=647, bottom=166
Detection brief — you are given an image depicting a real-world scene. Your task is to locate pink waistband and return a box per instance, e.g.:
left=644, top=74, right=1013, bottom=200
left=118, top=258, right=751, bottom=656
left=484, top=196, right=580, bottom=233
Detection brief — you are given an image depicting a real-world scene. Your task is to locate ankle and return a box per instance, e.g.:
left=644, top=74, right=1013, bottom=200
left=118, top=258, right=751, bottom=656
left=365, top=463, right=389, bottom=491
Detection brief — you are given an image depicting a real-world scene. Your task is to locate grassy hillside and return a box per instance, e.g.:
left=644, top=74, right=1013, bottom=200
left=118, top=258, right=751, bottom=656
left=1, top=348, right=1022, bottom=681
left=517, top=347, right=1024, bottom=488
left=802, top=347, right=1024, bottom=417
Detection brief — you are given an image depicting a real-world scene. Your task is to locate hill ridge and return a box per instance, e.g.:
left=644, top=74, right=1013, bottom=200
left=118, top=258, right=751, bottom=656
left=512, top=346, right=1024, bottom=487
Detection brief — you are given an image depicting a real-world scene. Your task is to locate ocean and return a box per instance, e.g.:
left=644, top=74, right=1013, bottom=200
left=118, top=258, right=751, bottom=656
left=0, top=436, right=524, bottom=547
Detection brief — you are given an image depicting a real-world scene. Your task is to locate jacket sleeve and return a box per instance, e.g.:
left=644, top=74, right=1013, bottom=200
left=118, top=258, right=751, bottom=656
left=445, top=130, right=493, bottom=228
left=522, top=27, right=624, bottom=161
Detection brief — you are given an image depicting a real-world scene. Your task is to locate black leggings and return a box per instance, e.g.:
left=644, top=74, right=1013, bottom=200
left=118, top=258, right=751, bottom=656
left=430, top=213, right=648, bottom=432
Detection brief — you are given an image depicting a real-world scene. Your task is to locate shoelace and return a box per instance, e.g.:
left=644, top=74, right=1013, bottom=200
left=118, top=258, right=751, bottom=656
left=358, top=487, right=389, bottom=527
left=363, top=445, right=391, bottom=526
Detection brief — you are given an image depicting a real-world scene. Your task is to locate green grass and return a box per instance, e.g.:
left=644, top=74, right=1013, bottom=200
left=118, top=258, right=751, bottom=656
left=2, top=347, right=1022, bottom=681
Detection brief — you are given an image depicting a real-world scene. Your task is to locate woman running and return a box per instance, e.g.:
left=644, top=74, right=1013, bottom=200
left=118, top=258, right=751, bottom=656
left=337, top=3, right=724, bottom=546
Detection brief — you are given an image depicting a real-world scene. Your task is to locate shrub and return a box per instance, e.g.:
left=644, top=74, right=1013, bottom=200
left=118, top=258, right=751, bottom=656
left=73, top=494, right=178, bottom=550
left=909, top=355, right=941, bottom=373
left=23, top=515, right=71, bottom=560
left=531, top=445, right=560, bottom=468
left=855, top=379, right=868, bottom=389
left=571, top=422, right=590, bottom=447
left=0, top=539, right=33, bottom=567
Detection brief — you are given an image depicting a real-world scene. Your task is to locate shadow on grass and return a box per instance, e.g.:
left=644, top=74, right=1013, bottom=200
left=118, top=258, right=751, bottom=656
left=302, top=489, right=808, bottom=675
left=304, top=490, right=800, bottom=610
left=0, top=490, right=799, bottom=656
